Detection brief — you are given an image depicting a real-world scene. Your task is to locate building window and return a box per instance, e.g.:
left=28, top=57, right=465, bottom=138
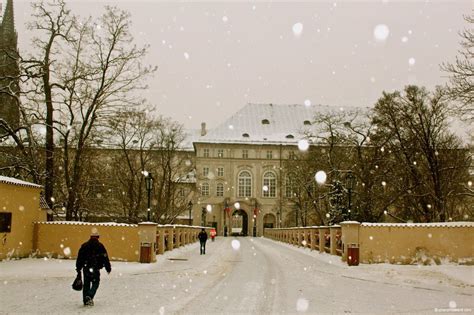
left=0, top=212, right=12, bottom=233
left=288, top=151, right=295, bottom=160
left=242, top=150, right=249, bottom=159
left=216, top=183, right=224, bottom=197
left=217, top=149, right=224, bottom=158
left=217, top=167, right=224, bottom=177
left=178, top=189, right=185, bottom=197
left=263, top=172, right=277, bottom=197
left=266, top=150, right=273, bottom=159
left=201, top=183, right=210, bottom=196
left=203, top=148, right=209, bottom=157
left=238, top=171, right=252, bottom=197
left=285, top=174, right=295, bottom=198
left=203, top=167, right=209, bottom=177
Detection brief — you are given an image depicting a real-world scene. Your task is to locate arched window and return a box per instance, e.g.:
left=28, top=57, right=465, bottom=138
left=238, top=171, right=252, bottom=197
left=201, top=182, right=210, bottom=196
left=263, top=171, right=276, bottom=197
left=216, top=183, right=224, bottom=197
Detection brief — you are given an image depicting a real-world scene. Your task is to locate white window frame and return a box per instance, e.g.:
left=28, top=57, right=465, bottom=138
left=216, top=183, right=224, bottom=197
left=263, top=171, right=277, bottom=197
left=238, top=170, right=252, bottom=197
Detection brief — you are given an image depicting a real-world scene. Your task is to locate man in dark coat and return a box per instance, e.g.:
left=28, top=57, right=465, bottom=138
left=76, top=229, right=111, bottom=306
left=198, top=228, right=208, bottom=255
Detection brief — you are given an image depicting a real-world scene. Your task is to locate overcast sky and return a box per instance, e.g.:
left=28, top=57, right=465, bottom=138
left=9, top=0, right=472, bottom=129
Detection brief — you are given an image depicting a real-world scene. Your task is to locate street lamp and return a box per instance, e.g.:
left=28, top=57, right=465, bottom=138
left=202, top=204, right=212, bottom=226
left=253, top=200, right=258, bottom=237
left=345, top=171, right=355, bottom=219
left=144, top=171, right=153, bottom=221
left=188, top=201, right=193, bottom=225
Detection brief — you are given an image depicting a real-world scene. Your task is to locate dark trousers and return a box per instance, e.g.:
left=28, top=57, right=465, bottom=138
left=83, top=268, right=100, bottom=303
left=200, top=241, right=206, bottom=254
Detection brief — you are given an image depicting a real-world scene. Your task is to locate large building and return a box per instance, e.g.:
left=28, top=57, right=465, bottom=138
left=190, top=103, right=335, bottom=236
left=0, top=0, right=20, bottom=130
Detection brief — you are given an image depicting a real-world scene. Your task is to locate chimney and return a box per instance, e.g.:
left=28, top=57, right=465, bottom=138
left=200, top=122, right=207, bottom=136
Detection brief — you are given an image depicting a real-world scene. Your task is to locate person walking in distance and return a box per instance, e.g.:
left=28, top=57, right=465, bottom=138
left=198, top=228, right=208, bottom=255
left=76, top=229, right=111, bottom=306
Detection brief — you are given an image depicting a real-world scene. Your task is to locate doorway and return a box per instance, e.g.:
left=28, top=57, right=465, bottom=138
left=231, top=209, right=248, bottom=236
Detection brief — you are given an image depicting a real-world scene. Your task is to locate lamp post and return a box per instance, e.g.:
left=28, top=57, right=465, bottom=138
left=253, top=200, right=258, bottom=237
left=345, top=171, right=355, bottom=220
left=201, top=207, right=206, bottom=226
left=144, top=171, right=153, bottom=221
left=188, top=201, right=193, bottom=225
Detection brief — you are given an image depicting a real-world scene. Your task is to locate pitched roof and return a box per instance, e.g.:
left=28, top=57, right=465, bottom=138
left=194, top=103, right=361, bottom=145
left=0, top=175, right=42, bottom=189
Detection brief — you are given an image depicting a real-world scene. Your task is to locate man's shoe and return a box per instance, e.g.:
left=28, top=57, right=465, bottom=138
left=84, top=296, right=94, bottom=306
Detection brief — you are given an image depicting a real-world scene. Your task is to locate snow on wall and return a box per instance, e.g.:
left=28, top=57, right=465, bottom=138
left=361, top=222, right=474, bottom=228
left=0, top=176, right=42, bottom=189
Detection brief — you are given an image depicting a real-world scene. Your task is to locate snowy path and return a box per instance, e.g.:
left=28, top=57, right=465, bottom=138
left=0, top=237, right=473, bottom=314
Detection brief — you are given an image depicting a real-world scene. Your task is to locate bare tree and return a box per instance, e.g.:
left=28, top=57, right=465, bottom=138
left=372, top=85, right=471, bottom=222
left=50, top=6, right=156, bottom=220
left=153, top=119, right=194, bottom=224
left=107, top=109, right=158, bottom=222
left=441, top=13, right=473, bottom=123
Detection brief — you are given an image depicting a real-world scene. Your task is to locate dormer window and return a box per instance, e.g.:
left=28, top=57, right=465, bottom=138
left=286, top=134, right=294, bottom=139
left=242, top=133, right=249, bottom=138
left=303, top=120, right=311, bottom=126
left=261, top=119, right=270, bottom=125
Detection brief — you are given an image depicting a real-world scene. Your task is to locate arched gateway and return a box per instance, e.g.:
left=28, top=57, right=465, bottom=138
left=231, top=209, right=248, bottom=236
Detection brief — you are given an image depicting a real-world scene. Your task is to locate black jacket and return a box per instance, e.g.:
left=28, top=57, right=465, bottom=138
left=198, top=231, right=208, bottom=242
left=76, top=238, right=111, bottom=273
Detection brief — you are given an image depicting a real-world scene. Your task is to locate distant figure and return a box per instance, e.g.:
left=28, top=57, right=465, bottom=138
left=210, top=228, right=217, bottom=242
left=198, top=228, right=208, bottom=255
left=76, top=229, right=111, bottom=306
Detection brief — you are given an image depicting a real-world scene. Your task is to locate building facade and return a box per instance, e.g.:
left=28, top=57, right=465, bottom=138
left=190, top=103, right=330, bottom=236
left=0, top=0, right=20, bottom=130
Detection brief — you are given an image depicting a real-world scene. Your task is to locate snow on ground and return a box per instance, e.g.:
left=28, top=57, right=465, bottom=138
left=0, top=237, right=473, bottom=314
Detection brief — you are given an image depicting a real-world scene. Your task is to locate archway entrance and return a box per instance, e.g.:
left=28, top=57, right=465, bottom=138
left=231, top=209, right=248, bottom=236
left=263, top=213, right=276, bottom=228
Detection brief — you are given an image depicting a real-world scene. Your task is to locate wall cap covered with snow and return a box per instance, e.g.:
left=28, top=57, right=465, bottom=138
left=361, top=222, right=474, bottom=228
left=0, top=176, right=42, bottom=189
left=35, top=221, right=138, bottom=227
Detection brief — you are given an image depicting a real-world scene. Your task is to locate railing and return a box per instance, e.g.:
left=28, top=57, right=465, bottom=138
left=264, top=225, right=342, bottom=257
left=156, top=225, right=210, bottom=255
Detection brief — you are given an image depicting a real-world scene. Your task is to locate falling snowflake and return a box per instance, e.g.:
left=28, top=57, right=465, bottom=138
left=298, top=139, right=309, bottom=151
left=296, top=298, right=309, bottom=312
left=184, top=52, right=190, bottom=60
left=222, top=16, right=228, bottom=23
left=292, top=22, right=303, bottom=37
left=304, top=99, right=311, bottom=107
left=408, top=57, right=416, bottom=66
left=373, top=24, right=390, bottom=42
left=63, top=247, right=71, bottom=256
left=231, top=240, right=240, bottom=250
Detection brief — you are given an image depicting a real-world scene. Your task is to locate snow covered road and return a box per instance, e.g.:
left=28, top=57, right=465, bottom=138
left=1, top=237, right=473, bottom=314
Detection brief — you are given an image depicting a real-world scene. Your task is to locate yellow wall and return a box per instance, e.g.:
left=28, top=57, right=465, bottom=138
left=0, top=182, right=46, bottom=260
left=359, top=224, right=474, bottom=264
left=34, top=222, right=140, bottom=262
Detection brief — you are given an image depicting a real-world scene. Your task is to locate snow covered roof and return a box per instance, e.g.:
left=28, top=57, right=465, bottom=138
left=39, top=195, right=50, bottom=210
left=36, top=221, right=138, bottom=227
left=0, top=176, right=42, bottom=189
left=193, top=103, right=364, bottom=145
left=361, top=222, right=474, bottom=228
